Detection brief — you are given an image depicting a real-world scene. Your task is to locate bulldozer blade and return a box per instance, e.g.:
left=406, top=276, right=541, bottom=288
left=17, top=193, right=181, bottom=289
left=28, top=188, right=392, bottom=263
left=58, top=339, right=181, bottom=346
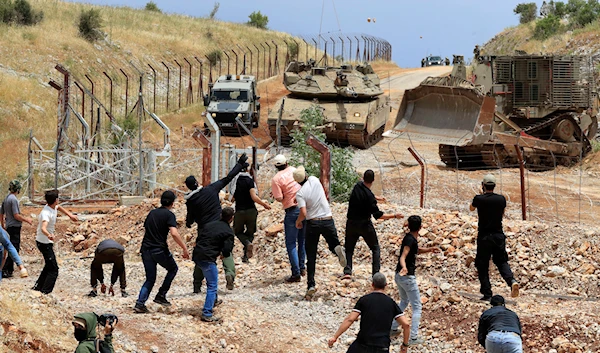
left=391, top=82, right=495, bottom=146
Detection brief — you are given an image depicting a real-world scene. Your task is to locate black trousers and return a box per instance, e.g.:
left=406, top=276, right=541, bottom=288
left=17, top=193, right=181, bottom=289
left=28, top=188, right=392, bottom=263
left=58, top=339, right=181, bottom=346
left=344, top=219, right=380, bottom=276
left=91, top=249, right=126, bottom=289
left=233, top=208, right=258, bottom=255
left=2, top=226, right=21, bottom=275
left=306, top=219, right=341, bottom=289
left=475, top=232, right=515, bottom=297
left=347, top=340, right=389, bottom=353
left=34, top=241, right=59, bottom=294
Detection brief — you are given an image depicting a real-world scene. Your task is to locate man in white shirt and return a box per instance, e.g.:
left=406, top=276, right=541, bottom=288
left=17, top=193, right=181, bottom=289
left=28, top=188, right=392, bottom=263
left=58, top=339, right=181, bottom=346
left=294, top=166, right=346, bottom=300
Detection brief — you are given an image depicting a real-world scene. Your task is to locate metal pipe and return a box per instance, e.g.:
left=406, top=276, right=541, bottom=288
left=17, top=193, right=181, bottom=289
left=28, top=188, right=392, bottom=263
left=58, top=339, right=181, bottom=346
left=253, top=44, right=260, bottom=80
left=147, top=64, right=157, bottom=112
left=303, top=39, right=309, bottom=62
left=514, top=145, right=527, bottom=220
left=306, top=133, right=331, bottom=200
left=192, top=129, right=212, bottom=187
left=408, top=147, right=425, bottom=208
left=232, top=48, right=238, bottom=74
left=119, top=68, right=129, bottom=116
left=223, top=50, right=230, bottom=75
left=355, top=36, right=360, bottom=61
left=312, top=38, right=318, bottom=64
left=266, top=42, right=272, bottom=77
left=204, top=55, right=213, bottom=84
left=184, top=57, right=193, bottom=104
left=84, top=74, right=94, bottom=128
left=237, top=44, right=246, bottom=74
left=272, top=40, right=278, bottom=75
left=204, top=112, right=220, bottom=182
left=330, top=37, right=336, bottom=65
left=161, top=62, right=170, bottom=111
left=339, top=36, right=344, bottom=62
left=260, top=43, right=267, bottom=80
left=246, top=46, right=253, bottom=76
left=103, top=71, right=113, bottom=115
left=174, top=59, right=182, bottom=109
left=195, top=57, right=204, bottom=100
left=74, top=81, right=85, bottom=122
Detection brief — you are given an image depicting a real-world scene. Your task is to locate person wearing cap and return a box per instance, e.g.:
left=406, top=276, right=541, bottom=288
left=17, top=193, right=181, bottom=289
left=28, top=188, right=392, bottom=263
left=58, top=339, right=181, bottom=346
left=72, top=312, right=116, bottom=353
left=185, top=153, right=249, bottom=293
left=477, top=295, right=523, bottom=352
left=1, top=227, right=28, bottom=282
left=88, top=239, right=128, bottom=298
left=134, top=190, right=190, bottom=313
left=294, top=166, right=346, bottom=299
left=270, top=154, right=306, bottom=283
left=470, top=174, right=519, bottom=301
left=343, top=169, right=403, bottom=279
left=0, top=179, right=32, bottom=278
left=328, top=273, right=410, bottom=353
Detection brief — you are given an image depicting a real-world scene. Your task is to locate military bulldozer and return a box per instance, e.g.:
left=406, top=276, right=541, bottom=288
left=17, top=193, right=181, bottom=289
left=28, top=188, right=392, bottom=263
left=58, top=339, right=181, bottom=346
left=268, top=61, right=389, bottom=148
left=392, top=54, right=598, bottom=169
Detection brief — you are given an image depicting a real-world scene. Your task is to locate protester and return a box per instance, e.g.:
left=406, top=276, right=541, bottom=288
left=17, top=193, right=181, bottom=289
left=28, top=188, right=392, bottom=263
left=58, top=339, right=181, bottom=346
left=294, top=166, right=346, bottom=299
left=391, top=215, right=441, bottom=346
left=193, top=207, right=235, bottom=322
left=231, top=166, right=271, bottom=263
left=0, top=179, right=33, bottom=278
left=134, top=191, right=190, bottom=313
left=328, top=273, right=410, bottom=353
left=185, top=153, right=249, bottom=293
left=73, top=312, right=116, bottom=353
left=343, top=170, right=403, bottom=279
left=470, top=174, right=519, bottom=301
left=477, top=295, right=523, bottom=353
left=0, top=227, right=28, bottom=282
left=270, top=154, right=306, bottom=283
left=88, top=239, right=128, bottom=297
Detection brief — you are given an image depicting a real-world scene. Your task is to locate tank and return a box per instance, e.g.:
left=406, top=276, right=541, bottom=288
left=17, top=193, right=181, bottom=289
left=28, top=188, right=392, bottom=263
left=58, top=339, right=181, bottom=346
left=268, top=61, right=389, bottom=148
left=391, top=54, right=598, bottom=169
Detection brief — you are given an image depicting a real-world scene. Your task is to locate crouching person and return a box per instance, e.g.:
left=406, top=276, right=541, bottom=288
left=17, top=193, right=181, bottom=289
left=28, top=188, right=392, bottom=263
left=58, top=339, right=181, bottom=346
left=73, top=312, right=116, bottom=353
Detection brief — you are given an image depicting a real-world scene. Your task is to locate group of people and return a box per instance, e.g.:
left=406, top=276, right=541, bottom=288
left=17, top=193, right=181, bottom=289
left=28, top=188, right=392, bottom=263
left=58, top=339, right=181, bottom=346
left=0, top=153, right=524, bottom=352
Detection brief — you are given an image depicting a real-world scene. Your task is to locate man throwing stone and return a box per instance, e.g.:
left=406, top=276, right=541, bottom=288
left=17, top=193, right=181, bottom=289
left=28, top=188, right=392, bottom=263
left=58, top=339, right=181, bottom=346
left=470, top=174, right=519, bottom=301
left=478, top=295, right=523, bottom=352
left=294, top=166, right=346, bottom=299
left=88, top=239, right=128, bottom=297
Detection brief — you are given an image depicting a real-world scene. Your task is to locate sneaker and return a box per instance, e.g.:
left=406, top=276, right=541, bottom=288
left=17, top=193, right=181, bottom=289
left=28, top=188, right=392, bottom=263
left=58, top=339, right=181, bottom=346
left=334, top=245, right=347, bottom=268
left=153, top=295, right=172, bottom=306
left=246, top=243, right=254, bottom=259
left=87, top=290, right=98, bottom=297
left=241, top=255, right=249, bottom=263
left=134, top=303, right=149, bottom=313
left=225, top=274, right=234, bottom=290
left=300, top=269, right=306, bottom=277
left=285, top=275, right=301, bottom=283
left=408, top=337, right=425, bottom=346
left=214, top=299, right=223, bottom=307
left=201, top=315, right=221, bottom=323
left=19, top=268, right=28, bottom=278
left=121, top=290, right=129, bottom=298
left=511, top=281, right=520, bottom=298
left=480, top=295, right=492, bottom=302
left=2, top=272, right=13, bottom=278
left=305, top=287, right=316, bottom=300
left=193, top=287, right=202, bottom=294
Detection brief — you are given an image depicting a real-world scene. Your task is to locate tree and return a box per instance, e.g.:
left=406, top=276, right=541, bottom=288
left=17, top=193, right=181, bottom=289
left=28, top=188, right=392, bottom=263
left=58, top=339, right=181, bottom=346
left=534, top=14, right=561, bottom=39
left=209, top=2, right=219, bottom=19
left=554, top=1, right=567, bottom=17
left=247, top=10, right=268, bottom=29
left=0, top=0, right=43, bottom=25
left=144, top=1, right=161, bottom=12
left=514, top=2, right=538, bottom=23
left=78, top=8, right=103, bottom=42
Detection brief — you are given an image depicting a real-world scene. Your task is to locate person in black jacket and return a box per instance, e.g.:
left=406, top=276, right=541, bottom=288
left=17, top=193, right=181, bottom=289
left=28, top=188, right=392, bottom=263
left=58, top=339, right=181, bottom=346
left=185, top=153, right=249, bottom=293
left=343, top=170, right=402, bottom=279
left=88, top=239, right=128, bottom=298
left=193, top=207, right=235, bottom=322
left=477, top=295, right=523, bottom=352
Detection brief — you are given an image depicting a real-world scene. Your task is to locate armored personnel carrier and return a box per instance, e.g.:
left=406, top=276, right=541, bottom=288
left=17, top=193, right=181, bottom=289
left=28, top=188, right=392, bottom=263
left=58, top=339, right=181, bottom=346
left=268, top=61, right=389, bottom=148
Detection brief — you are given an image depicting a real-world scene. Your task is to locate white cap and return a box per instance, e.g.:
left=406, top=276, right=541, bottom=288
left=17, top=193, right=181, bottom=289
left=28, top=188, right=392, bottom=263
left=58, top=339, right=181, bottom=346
left=273, top=154, right=287, bottom=166
left=293, top=166, right=306, bottom=183
left=483, top=174, right=496, bottom=185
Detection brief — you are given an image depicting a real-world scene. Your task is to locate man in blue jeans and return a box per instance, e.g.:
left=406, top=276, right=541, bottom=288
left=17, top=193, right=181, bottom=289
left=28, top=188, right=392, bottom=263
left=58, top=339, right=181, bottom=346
left=478, top=295, right=523, bottom=353
left=391, top=215, right=440, bottom=346
left=1, top=227, right=28, bottom=282
left=134, top=191, right=190, bottom=313
left=193, top=207, right=235, bottom=322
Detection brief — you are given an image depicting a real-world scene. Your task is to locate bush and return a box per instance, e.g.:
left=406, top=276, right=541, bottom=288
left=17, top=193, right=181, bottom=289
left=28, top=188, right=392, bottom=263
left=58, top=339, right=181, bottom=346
left=209, top=2, right=219, bottom=19
left=144, top=1, right=161, bottom=12
left=534, top=14, right=562, bottom=39
left=514, top=2, right=538, bottom=23
left=78, top=8, right=103, bottom=42
left=0, top=0, right=43, bottom=25
left=573, top=2, right=600, bottom=26
left=287, top=41, right=299, bottom=59
left=289, top=105, right=359, bottom=202
left=206, top=49, right=222, bottom=67
left=554, top=1, right=568, bottom=17
left=247, top=10, right=268, bottom=29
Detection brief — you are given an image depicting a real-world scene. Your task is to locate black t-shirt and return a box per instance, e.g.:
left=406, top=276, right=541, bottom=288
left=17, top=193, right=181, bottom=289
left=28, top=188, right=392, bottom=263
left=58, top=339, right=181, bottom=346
left=396, top=233, right=418, bottom=275
left=234, top=175, right=256, bottom=211
left=141, top=207, right=178, bottom=250
left=472, top=193, right=506, bottom=235
left=354, top=292, right=404, bottom=348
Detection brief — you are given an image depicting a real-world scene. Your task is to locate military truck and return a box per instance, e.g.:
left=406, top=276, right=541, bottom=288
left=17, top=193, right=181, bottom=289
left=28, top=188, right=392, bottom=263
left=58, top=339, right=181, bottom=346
left=392, top=54, right=597, bottom=169
left=268, top=61, right=389, bottom=148
left=203, top=74, right=260, bottom=136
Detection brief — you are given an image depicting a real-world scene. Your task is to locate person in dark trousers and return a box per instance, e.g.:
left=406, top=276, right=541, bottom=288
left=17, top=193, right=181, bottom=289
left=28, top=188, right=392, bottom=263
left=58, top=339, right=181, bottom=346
left=88, top=239, right=128, bottom=298
left=193, top=207, right=236, bottom=322
left=0, top=179, right=32, bottom=278
left=328, top=273, right=410, bottom=353
left=73, top=312, right=116, bottom=353
left=294, top=166, right=347, bottom=300
left=477, top=295, right=523, bottom=353
left=134, top=191, right=190, bottom=313
left=470, top=174, right=519, bottom=301
left=185, top=153, right=249, bottom=293
left=391, top=215, right=441, bottom=346
left=231, top=166, right=271, bottom=263
left=343, top=170, right=403, bottom=279
left=33, top=189, right=78, bottom=294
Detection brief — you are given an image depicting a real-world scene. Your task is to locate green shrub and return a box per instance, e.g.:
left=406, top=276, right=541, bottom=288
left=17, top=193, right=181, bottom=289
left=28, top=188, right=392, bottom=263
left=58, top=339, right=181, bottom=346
left=287, top=41, right=299, bottom=59
left=78, top=8, right=103, bottom=42
left=289, top=105, right=359, bottom=202
left=554, top=1, right=568, bottom=17
left=534, top=14, right=562, bottom=39
left=514, top=2, right=538, bottom=23
left=247, top=10, right=268, bottom=29
left=144, top=1, right=161, bottom=12
left=573, top=2, right=600, bottom=26
left=206, top=49, right=222, bottom=67
left=209, top=2, right=219, bottom=19
left=0, top=0, right=43, bottom=26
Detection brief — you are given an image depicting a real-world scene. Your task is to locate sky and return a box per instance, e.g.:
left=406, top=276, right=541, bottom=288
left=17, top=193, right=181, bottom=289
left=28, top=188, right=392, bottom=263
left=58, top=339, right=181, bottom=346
left=65, top=0, right=531, bottom=68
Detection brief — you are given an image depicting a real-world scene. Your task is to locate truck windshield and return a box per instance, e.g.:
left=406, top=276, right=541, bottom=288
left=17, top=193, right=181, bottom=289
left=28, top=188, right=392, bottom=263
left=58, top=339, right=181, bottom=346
left=212, top=90, right=249, bottom=101
left=430, top=56, right=442, bottom=61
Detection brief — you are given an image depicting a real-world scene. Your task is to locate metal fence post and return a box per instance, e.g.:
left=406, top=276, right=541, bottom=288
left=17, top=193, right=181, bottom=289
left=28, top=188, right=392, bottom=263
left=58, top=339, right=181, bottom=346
left=408, top=147, right=425, bottom=208
left=514, top=146, right=527, bottom=220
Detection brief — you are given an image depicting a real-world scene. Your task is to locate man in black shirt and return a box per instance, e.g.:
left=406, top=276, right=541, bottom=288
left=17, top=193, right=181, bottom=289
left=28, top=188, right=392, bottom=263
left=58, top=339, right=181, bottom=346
left=470, top=174, right=519, bottom=301
left=343, top=170, right=402, bottom=278
left=134, top=191, right=190, bottom=313
left=185, top=153, right=249, bottom=293
left=329, top=273, right=410, bottom=353
left=88, top=239, right=128, bottom=298
left=477, top=295, right=523, bottom=352
left=231, top=167, right=271, bottom=263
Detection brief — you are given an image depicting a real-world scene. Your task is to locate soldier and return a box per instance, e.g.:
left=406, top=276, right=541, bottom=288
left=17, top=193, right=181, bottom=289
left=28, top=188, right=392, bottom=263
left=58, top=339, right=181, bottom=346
left=445, top=57, right=450, bottom=66
left=421, top=58, right=425, bottom=67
